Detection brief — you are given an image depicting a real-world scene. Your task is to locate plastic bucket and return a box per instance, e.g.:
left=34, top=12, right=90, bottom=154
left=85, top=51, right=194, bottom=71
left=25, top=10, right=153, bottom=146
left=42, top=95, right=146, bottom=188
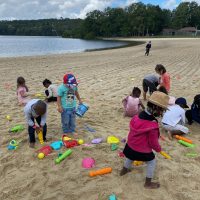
left=76, top=104, right=89, bottom=117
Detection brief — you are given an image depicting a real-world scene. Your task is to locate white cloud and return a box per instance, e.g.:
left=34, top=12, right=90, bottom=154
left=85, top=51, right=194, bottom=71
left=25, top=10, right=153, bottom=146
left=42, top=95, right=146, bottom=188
left=162, top=0, right=178, bottom=10
left=0, top=0, right=113, bottom=20
left=125, top=0, right=138, bottom=6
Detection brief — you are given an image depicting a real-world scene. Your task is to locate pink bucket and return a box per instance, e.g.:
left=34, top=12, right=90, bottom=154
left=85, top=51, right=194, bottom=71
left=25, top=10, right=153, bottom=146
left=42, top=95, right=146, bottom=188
left=82, top=157, right=95, bottom=169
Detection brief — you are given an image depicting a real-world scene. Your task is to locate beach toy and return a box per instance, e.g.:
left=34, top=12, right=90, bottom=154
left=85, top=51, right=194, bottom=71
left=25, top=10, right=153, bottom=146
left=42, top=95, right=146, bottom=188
left=63, top=140, right=78, bottom=148
left=76, top=103, right=89, bottom=117
left=38, top=152, right=45, bottom=159
left=185, top=153, right=198, bottom=157
left=111, top=144, right=118, bottom=151
left=109, top=194, right=117, bottom=200
left=7, top=140, right=18, bottom=150
left=82, top=157, right=95, bottom=169
left=107, top=136, right=120, bottom=144
left=133, top=161, right=144, bottom=166
left=6, top=115, right=12, bottom=121
left=91, top=138, right=103, bottom=144
left=89, top=167, right=112, bottom=177
left=160, top=151, right=171, bottom=159
left=9, top=125, right=24, bottom=133
left=37, top=145, right=52, bottom=156
left=37, top=130, right=44, bottom=144
left=62, top=136, right=72, bottom=141
left=118, top=152, right=125, bottom=157
left=78, top=139, right=84, bottom=145
left=55, top=149, right=72, bottom=164
left=178, top=140, right=195, bottom=148
left=175, top=135, right=192, bottom=144
left=50, top=141, right=63, bottom=150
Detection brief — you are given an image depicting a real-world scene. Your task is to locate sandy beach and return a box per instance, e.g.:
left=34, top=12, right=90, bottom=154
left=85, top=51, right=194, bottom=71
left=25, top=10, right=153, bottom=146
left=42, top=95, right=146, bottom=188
left=0, top=38, right=200, bottom=200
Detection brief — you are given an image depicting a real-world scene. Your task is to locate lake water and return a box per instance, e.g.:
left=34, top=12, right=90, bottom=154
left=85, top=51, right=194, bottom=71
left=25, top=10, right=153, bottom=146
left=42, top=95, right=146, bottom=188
left=0, top=36, right=128, bottom=57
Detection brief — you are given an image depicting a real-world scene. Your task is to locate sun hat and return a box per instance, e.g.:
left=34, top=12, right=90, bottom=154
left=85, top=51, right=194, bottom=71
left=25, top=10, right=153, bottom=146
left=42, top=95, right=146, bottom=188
left=175, top=97, right=189, bottom=108
left=148, top=91, right=169, bottom=110
left=63, top=73, right=77, bottom=85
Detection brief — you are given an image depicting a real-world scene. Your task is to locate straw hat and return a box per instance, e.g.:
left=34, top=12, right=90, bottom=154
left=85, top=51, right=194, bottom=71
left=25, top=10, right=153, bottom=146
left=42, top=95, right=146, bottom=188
left=148, top=91, right=169, bottom=110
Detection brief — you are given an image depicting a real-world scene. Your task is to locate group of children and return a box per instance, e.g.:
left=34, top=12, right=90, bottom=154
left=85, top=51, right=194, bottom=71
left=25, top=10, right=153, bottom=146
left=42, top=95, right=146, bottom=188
left=122, top=64, right=200, bottom=189
left=16, top=73, right=82, bottom=148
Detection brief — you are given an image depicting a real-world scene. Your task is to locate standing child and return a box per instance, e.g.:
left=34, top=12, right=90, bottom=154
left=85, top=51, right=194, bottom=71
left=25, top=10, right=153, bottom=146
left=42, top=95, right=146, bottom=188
left=17, top=77, right=30, bottom=105
left=162, top=97, right=189, bottom=138
left=120, top=91, right=169, bottom=189
left=142, top=74, right=159, bottom=100
left=24, top=99, right=47, bottom=148
left=155, top=64, right=170, bottom=93
left=122, top=87, right=145, bottom=117
left=57, top=73, right=82, bottom=134
left=43, top=79, right=58, bottom=102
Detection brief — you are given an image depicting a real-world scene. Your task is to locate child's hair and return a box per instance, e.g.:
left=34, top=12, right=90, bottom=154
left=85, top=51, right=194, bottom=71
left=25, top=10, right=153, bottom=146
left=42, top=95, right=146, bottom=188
left=43, top=79, right=52, bottom=86
left=158, top=86, right=168, bottom=95
left=33, top=100, right=47, bottom=116
left=155, top=64, right=166, bottom=74
left=132, top=87, right=141, bottom=98
left=17, top=77, right=28, bottom=92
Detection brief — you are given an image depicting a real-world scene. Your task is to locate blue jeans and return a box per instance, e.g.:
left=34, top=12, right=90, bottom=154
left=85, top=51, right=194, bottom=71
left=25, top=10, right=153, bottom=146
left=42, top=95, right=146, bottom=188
left=61, top=108, right=76, bottom=133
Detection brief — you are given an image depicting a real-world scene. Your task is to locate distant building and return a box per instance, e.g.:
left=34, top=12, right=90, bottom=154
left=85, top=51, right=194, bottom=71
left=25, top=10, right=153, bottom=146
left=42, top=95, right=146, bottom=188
left=163, top=27, right=199, bottom=36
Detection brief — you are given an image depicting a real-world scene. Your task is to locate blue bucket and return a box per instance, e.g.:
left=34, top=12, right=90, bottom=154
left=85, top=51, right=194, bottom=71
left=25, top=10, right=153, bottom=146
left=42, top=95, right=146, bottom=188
left=76, top=104, right=89, bottom=117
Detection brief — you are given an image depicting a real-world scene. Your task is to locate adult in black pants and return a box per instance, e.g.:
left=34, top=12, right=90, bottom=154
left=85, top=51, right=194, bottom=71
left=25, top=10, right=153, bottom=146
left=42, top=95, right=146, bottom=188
left=145, top=41, right=151, bottom=56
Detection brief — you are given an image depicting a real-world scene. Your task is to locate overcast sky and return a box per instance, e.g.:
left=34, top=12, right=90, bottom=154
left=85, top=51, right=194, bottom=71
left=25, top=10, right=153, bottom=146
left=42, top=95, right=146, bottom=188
left=0, top=0, right=199, bottom=20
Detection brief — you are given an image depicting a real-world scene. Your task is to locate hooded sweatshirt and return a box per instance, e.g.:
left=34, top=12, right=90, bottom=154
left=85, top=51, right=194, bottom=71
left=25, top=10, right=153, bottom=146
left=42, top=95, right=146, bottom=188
left=127, top=114, right=161, bottom=153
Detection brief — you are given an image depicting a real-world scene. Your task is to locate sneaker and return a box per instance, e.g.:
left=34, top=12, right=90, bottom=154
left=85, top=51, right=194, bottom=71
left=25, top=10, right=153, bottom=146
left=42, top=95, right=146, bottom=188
left=120, top=167, right=131, bottom=176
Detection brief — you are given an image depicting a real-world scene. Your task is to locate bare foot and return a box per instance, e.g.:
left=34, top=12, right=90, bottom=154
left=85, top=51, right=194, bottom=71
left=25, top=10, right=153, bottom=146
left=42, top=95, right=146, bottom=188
left=167, top=131, right=173, bottom=140
left=144, top=182, right=160, bottom=189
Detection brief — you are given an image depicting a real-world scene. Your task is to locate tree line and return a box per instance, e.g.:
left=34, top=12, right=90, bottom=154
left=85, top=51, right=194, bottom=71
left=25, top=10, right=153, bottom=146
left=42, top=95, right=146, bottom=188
left=0, top=2, right=200, bottom=39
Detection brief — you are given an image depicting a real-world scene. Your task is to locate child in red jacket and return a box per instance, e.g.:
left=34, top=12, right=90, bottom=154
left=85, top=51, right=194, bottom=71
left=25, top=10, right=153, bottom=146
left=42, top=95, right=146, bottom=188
left=120, top=91, right=169, bottom=189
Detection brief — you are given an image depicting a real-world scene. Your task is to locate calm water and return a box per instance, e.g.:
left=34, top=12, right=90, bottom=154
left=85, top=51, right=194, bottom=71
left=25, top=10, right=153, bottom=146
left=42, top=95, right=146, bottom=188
left=0, top=36, right=127, bottom=57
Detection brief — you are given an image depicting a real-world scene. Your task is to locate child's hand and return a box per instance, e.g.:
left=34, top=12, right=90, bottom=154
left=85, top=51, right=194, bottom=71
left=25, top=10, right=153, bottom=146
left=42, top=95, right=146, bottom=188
left=57, top=106, right=63, bottom=113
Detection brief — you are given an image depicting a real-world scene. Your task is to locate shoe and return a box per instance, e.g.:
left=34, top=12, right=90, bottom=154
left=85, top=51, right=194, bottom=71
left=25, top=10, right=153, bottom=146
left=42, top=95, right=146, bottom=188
left=29, top=143, right=35, bottom=148
left=120, top=167, right=131, bottom=176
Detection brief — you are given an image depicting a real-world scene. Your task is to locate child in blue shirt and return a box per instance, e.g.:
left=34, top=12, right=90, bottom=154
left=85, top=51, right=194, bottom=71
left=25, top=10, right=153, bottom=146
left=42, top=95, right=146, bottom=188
left=57, top=73, right=82, bottom=134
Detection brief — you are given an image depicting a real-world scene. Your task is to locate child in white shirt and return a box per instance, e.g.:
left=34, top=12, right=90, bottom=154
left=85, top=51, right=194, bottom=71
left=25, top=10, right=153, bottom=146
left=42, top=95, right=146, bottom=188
left=43, top=79, right=58, bottom=102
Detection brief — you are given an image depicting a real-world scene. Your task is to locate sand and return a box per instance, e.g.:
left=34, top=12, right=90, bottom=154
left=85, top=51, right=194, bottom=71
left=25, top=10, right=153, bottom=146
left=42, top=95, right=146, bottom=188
left=0, top=38, right=200, bottom=200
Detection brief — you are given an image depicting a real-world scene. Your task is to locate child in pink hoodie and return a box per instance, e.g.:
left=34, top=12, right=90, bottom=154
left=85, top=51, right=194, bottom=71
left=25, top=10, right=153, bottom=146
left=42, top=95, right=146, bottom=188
left=120, top=91, right=169, bottom=189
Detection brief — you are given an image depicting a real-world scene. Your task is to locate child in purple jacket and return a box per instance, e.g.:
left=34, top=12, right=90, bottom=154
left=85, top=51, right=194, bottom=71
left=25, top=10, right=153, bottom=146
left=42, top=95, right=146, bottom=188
left=120, top=91, right=169, bottom=189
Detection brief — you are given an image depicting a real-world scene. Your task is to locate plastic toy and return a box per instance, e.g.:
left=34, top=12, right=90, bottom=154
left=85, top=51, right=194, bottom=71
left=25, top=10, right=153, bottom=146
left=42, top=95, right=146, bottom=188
left=175, top=135, right=192, bottom=144
left=78, top=139, right=84, bottom=145
left=37, top=130, right=44, bottom=144
left=185, top=153, right=198, bottom=157
left=50, top=141, right=63, bottom=150
left=37, top=145, right=52, bottom=156
left=62, top=135, right=72, bottom=141
left=6, top=115, right=12, bottom=121
left=133, top=161, right=144, bottom=166
left=109, top=194, right=117, bottom=200
left=9, top=125, right=24, bottom=133
left=118, top=152, right=125, bottom=157
left=38, top=153, right=45, bottom=159
left=7, top=140, right=18, bottom=150
left=111, top=144, right=118, bottom=151
left=82, top=157, right=95, bottom=169
left=160, top=151, right=171, bottom=159
left=107, top=136, right=120, bottom=144
left=63, top=140, right=78, bottom=148
left=178, top=140, right=195, bottom=148
left=91, top=138, right=103, bottom=144
left=89, top=167, right=112, bottom=177
left=55, top=149, right=72, bottom=164
left=76, top=103, right=89, bottom=117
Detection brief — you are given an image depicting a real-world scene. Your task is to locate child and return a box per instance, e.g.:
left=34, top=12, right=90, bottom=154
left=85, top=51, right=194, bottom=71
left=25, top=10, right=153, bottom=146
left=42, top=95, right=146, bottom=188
left=155, top=64, right=170, bottom=92
left=122, top=87, right=145, bottom=117
left=145, top=41, right=151, bottom=56
left=158, top=86, right=176, bottom=105
left=17, top=77, right=30, bottom=105
left=43, top=79, right=58, bottom=102
left=142, top=74, right=159, bottom=100
left=162, top=97, right=189, bottom=138
left=24, top=99, right=47, bottom=148
left=57, top=73, right=82, bottom=134
left=185, top=94, right=200, bottom=125
left=120, top=91, right=169, bottom=189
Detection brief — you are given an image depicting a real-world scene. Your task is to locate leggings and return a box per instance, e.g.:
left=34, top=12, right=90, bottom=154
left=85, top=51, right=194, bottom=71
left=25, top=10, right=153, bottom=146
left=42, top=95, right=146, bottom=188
left=124, top=158, right=156, bottom=178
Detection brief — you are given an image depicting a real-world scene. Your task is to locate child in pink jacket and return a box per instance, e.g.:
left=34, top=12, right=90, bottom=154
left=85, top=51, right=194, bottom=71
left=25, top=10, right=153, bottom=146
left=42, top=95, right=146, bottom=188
left=120, top=91, right=169, bottom=189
